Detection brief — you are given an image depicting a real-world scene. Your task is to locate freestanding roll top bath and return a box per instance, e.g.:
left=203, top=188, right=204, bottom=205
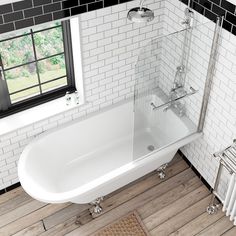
left=18, top=98, right=201, bottom=205
left=18, top=9, right=222, bottom=212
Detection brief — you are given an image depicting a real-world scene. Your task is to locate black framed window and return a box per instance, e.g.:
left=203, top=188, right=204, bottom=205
left=0, top=20, right=75, bottom=117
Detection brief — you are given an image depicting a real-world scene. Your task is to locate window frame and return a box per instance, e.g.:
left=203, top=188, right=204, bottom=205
left=0, top=20, right=76, bottom=118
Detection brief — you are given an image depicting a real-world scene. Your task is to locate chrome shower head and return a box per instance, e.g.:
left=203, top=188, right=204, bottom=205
left=127, top=0, right=154, bottom=23
left=127, top=7, right=154, bottom=23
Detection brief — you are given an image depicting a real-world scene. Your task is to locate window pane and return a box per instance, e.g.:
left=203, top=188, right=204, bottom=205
left=10, top=86, right=40, bottom=103
left=38, top=54, right=66, bottom=83
left=5, top=63, right=38, bottom=94
left=0, top=29, right=30, bottom=41
left=0, top=35, right=34, bottom=69
left=42, top=77, right=67, bottom=93
left=34, top=26, right=64, bottom=59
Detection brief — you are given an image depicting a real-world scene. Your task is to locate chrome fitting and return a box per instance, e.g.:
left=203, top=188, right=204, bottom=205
left=89, top=197, right=104, bottom=218
left=157, top=163, right=168, bottom=179
left=206, top=203, right=221, bottom=215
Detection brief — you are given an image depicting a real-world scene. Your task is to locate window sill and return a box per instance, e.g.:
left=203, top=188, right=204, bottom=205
left=0, top=96, right=83, bottom=136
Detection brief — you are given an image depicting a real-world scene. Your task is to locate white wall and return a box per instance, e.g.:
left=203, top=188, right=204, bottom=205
left=159, top=1, right=215, bottom=127
left=163, top=0, right=236, bottom=198
left=0, top=0, right=164, bottom=190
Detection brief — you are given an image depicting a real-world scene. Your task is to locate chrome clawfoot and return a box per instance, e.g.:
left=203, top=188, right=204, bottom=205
left=90, top=197, right=104, bottom=218
left=157, top=163, right=168, bottom=179
left=206, top=204, right=220, bottom=214
left=207, top=194, right=221, bottom=214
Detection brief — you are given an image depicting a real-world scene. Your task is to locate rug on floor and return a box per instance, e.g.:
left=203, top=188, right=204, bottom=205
left=92, top=211, right=150, bottom=236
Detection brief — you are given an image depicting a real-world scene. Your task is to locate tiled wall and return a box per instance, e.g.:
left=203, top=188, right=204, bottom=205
left=0, top=0, right=236, bottom=35
left=0, top=0, right=134, bottom=33
left=181, top=0, right=236, bottom=35
left=0, top=0, right=164, bottom=191
left=159, top=1, right=215, bottom=127
left=165, top=0, right=236, bottom=197
left=0, top=0, right=235, bottom=195
left=79, top=1, right=163, bottom=110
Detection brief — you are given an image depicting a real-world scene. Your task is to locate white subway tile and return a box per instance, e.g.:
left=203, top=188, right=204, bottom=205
left=89, top=32, right=104, bottom=42
left=0, top=140, right=10, bottom=149
left=104, top=13, right=119, bottom=23
left=99, top=51, right=112, bottom=60
left=11, top=134, right=27, bottom=144
left=1, top=132, right=17, bottom=142
left=80, top=10, right=96, bottom=21
left=97, top=7, right=112, bottom=17
left=82, top=27, right=97, bottom=36
left=3, top=143, right=19, bottom=153
left=97, top=23, right=112, bottom=33
left=88, top=17, right=103, bottom=27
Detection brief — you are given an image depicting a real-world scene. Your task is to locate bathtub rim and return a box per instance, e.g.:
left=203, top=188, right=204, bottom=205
left=28, top=97, right=134, bottom=143
left=18, top=131, right=202, bottom=204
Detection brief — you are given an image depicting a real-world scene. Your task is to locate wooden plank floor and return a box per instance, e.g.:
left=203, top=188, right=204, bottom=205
left=0, top=153, right=235, bottom=236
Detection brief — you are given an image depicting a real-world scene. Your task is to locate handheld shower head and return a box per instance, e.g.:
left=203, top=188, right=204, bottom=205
left=127, top=0, right=154, bottom=23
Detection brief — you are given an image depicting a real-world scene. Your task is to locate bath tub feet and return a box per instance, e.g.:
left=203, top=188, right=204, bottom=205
left=206, top=195, right=221, bottom=215
left=157, top=163, right=168, bottom=179
left=90, top=197, right=104, bottom=218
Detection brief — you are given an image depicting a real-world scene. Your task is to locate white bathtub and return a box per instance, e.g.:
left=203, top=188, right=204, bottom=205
left=18, top=97, right=201, bottom=204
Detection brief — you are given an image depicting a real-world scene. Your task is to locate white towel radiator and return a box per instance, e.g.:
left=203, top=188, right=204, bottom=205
left=207, top=140, right=236, bottom=225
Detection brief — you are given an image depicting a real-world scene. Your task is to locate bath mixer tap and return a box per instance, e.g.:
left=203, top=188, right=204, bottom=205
left=163, top=100, right=186, bottom=117
left=163, top=86, right=187, bottom=116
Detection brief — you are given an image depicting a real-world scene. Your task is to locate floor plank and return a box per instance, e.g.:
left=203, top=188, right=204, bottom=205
left=0, top=191, right=32, bottom=216
left=169, top=210, right=225, bottom=236
left=196, top=216, right=234, bottom=236
left=0, top=154, right=234, bottom=236
left=138, top=176, right=202, bottom=219
left=0, top=203, right=70, bottom=236
left=43, top=203, right=89, bottom=230
left=40, top=216, right=79, bottom=236
left=0, top=187, right=24, bottom=205
left=150, top=195, right=212, bottom=236
left=222, top=226, right=236, bottom=236
left=143, top=185, right=210, bottom=230
left=0, top=200, right=47, bottom=228
left=12, top=221, right=45, bottom=236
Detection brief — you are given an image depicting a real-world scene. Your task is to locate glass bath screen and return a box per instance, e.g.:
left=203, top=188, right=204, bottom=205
left=133, top=19, right=216, bottom=160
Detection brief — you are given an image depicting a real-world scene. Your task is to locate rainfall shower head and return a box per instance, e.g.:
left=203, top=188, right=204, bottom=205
left=127, top=0, right=154, bottom=23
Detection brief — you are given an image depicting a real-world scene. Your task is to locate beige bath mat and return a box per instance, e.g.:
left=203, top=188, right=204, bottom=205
left=92, top=211, right=150, bottom=236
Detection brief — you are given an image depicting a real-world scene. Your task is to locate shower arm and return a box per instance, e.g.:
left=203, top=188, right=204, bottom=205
left=139, top=0, right=145, bottom=10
